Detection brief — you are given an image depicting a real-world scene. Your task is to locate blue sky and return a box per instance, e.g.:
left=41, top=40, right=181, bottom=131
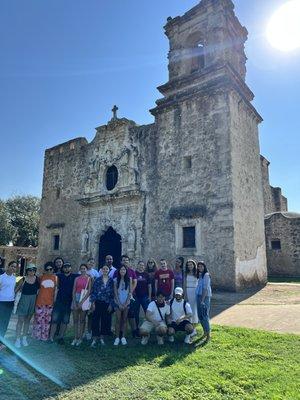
left=0, top=0, right=299, bottom=211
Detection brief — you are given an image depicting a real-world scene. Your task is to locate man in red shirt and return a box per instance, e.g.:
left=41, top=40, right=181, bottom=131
left=154, top=259, right=174, bottom=301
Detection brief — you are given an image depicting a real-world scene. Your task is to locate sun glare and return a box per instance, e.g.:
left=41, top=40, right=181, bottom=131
left=267, top=0, right=300, bottom=51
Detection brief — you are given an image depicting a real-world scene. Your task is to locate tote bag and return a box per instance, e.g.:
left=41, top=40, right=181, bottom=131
left=80, top=277, right=91, bottom=311
left=13, top=278, right=25, bottom=314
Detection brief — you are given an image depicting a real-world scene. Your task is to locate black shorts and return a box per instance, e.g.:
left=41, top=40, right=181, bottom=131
left=52, top=302, right=71, bottom=325
left=127, top=299, right=135, bottom=318
left=168, top=320, right=191, bottom=332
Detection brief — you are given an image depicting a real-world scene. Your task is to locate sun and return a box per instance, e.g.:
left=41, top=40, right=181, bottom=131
left=267, top=0, right=300, bottom=52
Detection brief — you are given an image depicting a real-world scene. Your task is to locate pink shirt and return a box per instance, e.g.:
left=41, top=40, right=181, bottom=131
left=75, top=275, right=90, bottom=294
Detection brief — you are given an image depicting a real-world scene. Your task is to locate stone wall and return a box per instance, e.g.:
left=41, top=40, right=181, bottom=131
left=229, top=92, right=267, bottom=289
left=38, top=138, right=88, bottom=268
left=0, top=246, right=38, bottom=267
left=265, top=212, right=300, bottom=277
left=260, top=156, right=287, bottom=214
left=151, top=88, right=237, bottom=290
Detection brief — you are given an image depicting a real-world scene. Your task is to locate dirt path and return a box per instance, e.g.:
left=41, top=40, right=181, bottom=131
left=211, top=283, right=300, bottom=334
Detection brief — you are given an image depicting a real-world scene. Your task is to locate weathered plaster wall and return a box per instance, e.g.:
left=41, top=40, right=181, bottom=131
left=152, top=90, right=236, bottom=290
left=229, top=91, right=267, bottom=288
left=38, top=138, right=88, bottom=268
left=260, top=156, right=288, bottom=215
left=265, top=212, right=300, bottom=277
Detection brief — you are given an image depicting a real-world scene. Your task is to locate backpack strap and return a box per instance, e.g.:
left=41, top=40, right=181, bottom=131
left=170, top=298, right=187, bottom=316
left=170, top=298, right=174, bottom=309
left=155, top=301, right=164, bottom=322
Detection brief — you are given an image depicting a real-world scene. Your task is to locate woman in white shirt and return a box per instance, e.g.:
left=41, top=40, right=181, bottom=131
left=196, top=261, right=212, bottom=342
left=0, top=261, right=17, bottom=350
left=184, top=259, right=199, bottom=337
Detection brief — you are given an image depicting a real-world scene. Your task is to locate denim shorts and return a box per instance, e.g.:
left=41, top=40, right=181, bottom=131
left=52, top=302, right=71, bottom=324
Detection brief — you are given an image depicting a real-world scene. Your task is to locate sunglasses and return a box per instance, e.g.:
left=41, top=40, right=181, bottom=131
left=27, top=268, right=36, bottom=272
left=46, top=268, right=53, bottom=271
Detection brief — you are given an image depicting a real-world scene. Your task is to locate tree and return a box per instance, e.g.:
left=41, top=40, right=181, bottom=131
left=0, top=200, right=15, bottom=245
left=6, top=196, right=40, bottom=247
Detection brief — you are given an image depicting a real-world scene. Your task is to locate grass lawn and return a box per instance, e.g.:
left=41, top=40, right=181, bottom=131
left=268, top=277, right=300, bottom=284
left=0, top=325, right=299, bottom=400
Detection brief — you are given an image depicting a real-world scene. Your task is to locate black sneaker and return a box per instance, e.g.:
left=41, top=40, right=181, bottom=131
left=135, top=329, right=141, bottom=338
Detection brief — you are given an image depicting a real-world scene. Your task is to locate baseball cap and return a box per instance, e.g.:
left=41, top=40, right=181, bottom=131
left=26, top=263, right=37, bottom=271
left=175, top=287, right=184, bottom=295
left=63, top=262, right=71, bottom=267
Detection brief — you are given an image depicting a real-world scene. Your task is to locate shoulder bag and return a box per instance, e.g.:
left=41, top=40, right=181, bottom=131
left=13, top=277, right=25, bottom=314
left=80, top=277, right=91, bottom=311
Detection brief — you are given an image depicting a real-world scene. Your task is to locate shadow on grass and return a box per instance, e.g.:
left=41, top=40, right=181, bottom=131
left=1, top=285, right=269, bottom=399
left=0, top=332, right=196, bottom=400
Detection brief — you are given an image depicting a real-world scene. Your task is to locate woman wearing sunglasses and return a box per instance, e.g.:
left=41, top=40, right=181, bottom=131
left=15, top=263, right=40, bottom=348
left=32, top=262, right=58, bottom=341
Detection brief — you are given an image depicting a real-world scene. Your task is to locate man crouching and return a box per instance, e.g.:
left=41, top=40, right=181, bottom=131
left=167, top=287, right=194, bottom=344
left=140, top=292, right=170, bottom=345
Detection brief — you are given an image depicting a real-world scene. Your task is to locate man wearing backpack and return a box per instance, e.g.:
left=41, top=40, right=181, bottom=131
left=167, top=287, right=194, bottom=344
left=140, top=291, right=170, bottom=345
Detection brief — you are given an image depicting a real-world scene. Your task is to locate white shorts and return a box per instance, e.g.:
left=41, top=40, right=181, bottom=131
left=140, top=321, right=167, bottom=335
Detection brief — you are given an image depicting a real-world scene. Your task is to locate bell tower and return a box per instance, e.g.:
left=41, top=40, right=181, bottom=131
left=149, top=0, right=267, bottom=290
left=166, top=0, right=247, bottom=83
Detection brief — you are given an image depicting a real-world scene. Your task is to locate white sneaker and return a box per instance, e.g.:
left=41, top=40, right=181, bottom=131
left=184, top=334, right=191, bottom=344
left=22, top=336, right=29, bottom=347
left=76, top=339, right=82, bottom=346
left=190, top=329, right=197, bottom=338
left=86, top=332, right=92, bottom=341
left=114, top=338, right=120, bottom=346
left=141, top=336, right=149, bottom=345
left=15, top=338, right=21, bottom=348
left=71, top=339, right=77, bottom=346
left=121, top=337, right=127, bottom=345
left=91, top=340, right=97, bottom=348
left=157, top=336, right=164, bottom=345
left=100, top=339, right=105, bottom=346
left=168, top=335, right=174, bottom=343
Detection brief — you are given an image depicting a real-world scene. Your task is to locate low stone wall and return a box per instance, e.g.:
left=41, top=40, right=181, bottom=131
left=0, top=246, right=38, bottom=270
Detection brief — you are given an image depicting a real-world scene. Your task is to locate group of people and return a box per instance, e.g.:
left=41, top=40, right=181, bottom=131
left=0, top=254, right=212, bottom=351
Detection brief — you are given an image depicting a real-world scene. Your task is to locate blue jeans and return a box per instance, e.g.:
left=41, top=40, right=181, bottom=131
left=134, top=295, right=150, bottom=326
left=196, top=296, right=211, bottom=334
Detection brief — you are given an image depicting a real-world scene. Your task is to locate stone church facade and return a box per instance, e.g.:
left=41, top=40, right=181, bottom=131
left=38, top=0, right=296, bottom=290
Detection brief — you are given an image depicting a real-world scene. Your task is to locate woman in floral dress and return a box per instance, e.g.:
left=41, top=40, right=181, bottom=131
left=32, top=262, right=57, bottom=341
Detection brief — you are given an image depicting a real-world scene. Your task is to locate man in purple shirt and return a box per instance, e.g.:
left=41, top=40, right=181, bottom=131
left=134, top=261, right=151, bottom=330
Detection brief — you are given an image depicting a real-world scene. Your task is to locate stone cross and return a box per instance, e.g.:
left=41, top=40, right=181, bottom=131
left=112, top=105, right=118, bottom=120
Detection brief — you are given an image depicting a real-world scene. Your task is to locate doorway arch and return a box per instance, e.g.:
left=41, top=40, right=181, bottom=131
left=98, top=227, right=122, bottom=269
